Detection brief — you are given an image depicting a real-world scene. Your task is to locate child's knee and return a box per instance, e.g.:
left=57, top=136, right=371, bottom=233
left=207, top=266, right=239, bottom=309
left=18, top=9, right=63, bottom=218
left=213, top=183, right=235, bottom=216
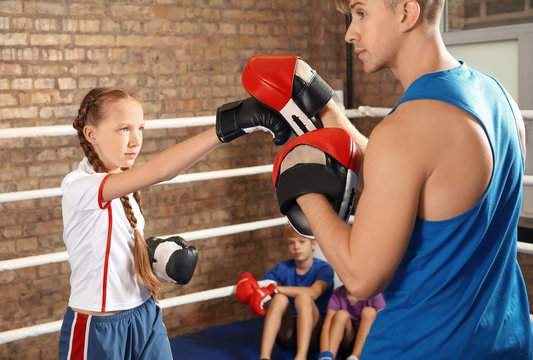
left=360, top=306, right=377, bottom=322
left=293, top=293, right=314, bottom=309
left=269, top=292, right=289, bottom=311
left=332, top=309, right=351, bottom=323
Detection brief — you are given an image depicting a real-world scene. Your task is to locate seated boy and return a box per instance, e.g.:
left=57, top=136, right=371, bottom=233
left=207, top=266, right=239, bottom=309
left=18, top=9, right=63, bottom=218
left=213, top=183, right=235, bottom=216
left=251, top=225, right=334, bottom=360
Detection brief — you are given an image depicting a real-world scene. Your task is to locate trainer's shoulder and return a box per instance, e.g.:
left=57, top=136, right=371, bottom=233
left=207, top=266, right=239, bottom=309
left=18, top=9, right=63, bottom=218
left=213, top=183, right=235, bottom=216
left=375, top=99, right=459, bottom=141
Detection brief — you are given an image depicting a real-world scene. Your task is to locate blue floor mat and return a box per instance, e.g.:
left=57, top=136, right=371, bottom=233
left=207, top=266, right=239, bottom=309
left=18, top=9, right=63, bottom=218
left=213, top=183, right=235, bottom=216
left=169, top=317, right=321, bottom=360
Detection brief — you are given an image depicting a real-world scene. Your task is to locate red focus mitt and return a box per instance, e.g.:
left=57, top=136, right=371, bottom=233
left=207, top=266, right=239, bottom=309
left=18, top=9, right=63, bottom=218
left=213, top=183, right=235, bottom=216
left=273, top=128, right=361, bottom=238
left=236, top=272, right=260, bottom=305
left=242, top=55, right=335, bottom=136
left=249, top=283, right=279, bottom=316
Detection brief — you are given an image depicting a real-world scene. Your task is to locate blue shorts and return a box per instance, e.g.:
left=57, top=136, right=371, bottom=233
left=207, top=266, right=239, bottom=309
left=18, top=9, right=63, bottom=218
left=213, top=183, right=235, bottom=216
left=58, top=297, right=172, bottom=360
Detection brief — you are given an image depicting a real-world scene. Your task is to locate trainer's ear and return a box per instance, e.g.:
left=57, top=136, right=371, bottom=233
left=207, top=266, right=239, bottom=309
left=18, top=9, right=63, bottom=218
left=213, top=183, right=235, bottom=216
left=398, top=0, right=421, bottom=32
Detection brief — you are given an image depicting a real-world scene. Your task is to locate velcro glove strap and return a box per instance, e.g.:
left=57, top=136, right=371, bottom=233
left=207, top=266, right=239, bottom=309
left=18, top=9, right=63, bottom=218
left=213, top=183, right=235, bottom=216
left=216, top=99, right=246, bottom=143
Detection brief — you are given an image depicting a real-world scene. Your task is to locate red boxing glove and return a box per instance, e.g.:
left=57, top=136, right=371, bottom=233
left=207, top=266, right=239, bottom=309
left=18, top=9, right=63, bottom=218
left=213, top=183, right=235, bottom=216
left=236, top=272, right=260, bottom=305
left=242, top=55, right=335, bottom=136
left=249, top=283, right=279, bottom=316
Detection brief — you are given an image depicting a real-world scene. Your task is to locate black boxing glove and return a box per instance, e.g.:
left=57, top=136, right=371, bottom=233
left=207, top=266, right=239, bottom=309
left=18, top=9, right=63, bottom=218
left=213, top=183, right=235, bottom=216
left=146, top=235, right=198, bottom=285
left=273, top=128, right=361, bottom=238
left=216, top=97, right=292, bottom=145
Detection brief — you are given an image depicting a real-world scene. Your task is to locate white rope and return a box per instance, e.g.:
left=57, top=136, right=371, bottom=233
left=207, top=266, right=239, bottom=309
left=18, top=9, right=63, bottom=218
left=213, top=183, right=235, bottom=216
left=0, top=280, right=276, bottom=345
left=517, top=241, right=533, bottom=255
left=1, top=216, right=532, bottom=342
left=0, top=164, right=273, bottom=203
left=1, top=236, right=532, bottom=344
left=0, top=217, right=287, bottom=272
left=0, top=108, right=530, bottom=140
left=0, top=107, right=387, bottom=140
left=159, top=280, right=275, bottom=309
left=345, top=106, right=391, bottom=118
left=0, top=107, right=389, bottom=140
left=522, top=110, right=533, bottom=121
left=0, top=116, right=216, bottom=139
left=0, top=320, right=63, bottom=345
left=1, top=173, right=531, bottom=203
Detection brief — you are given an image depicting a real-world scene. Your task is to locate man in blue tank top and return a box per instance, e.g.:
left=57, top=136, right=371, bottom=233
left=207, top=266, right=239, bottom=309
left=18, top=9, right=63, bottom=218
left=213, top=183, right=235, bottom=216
left=290, top=0, right=532, bottom=358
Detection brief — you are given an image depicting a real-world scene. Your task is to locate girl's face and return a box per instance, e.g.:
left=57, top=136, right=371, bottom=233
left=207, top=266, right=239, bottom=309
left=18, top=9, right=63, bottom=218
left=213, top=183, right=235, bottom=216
left=287, top=236, right=316, bottom=263
left=84, top=99, right=144, bottom=173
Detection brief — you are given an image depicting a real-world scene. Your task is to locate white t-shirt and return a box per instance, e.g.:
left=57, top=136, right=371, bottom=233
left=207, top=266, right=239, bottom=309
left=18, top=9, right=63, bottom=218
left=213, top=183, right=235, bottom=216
left=61, top=158, right=150, bottom=312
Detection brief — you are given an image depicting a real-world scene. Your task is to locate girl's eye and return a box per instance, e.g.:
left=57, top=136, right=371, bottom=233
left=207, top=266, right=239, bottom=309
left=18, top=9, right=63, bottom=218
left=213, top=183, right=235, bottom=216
left=120, top=127, right=128, bottom=133
left=138, top=127, right=144, bottom=133
left=357, top=11, right=366, bottom=19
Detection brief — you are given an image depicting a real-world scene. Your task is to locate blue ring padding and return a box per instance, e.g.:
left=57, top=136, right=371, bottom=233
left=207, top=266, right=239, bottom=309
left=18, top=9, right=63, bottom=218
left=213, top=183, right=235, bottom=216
left=169, top=317, right=329, bottom=360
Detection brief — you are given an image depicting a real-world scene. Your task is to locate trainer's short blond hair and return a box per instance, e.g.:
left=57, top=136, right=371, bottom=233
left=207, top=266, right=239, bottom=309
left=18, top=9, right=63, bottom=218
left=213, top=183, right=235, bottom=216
left=335, top=0, right=444, bottom=25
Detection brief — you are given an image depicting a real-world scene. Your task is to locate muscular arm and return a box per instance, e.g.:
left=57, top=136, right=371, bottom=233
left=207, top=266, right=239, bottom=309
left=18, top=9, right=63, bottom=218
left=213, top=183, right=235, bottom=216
left=277, top=280, right=329, bottom=300
left=297, top=111, right=428, bottom=299
left=101, top=126, right=221, bottom=202
left=319, top=100, right=368, bottom=156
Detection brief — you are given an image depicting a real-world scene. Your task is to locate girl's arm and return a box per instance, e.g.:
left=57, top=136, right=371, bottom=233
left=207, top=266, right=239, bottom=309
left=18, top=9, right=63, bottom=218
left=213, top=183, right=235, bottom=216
left=101, top=126, right=221, bottom=202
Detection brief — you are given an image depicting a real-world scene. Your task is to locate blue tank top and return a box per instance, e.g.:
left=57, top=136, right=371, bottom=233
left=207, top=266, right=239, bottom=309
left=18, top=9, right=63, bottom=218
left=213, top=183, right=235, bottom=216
left=361, top=62, right=533, bottom=359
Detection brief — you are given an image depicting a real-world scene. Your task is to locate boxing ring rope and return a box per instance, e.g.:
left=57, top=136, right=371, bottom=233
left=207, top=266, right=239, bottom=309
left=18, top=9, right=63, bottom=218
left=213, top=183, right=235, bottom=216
left=0, top=217, right=285, bottom=272
left=1, top=107, right=533, bottom=345
left=0, top=217, right=284, bottom=344
left=0, top=164, right=274, bottom=203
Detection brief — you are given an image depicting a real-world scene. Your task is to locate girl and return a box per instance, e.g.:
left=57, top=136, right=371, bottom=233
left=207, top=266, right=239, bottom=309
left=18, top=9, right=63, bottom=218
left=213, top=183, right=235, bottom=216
left=58, top=87, right=288, bottom=359
left=318, top=285, right=385, bottom=360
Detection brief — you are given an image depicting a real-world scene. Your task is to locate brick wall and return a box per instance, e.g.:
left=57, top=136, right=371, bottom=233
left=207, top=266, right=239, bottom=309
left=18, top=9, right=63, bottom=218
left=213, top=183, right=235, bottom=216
left=448, top=0, right=533, bottom=30
left=1, top=1, right=532, bottom=359
left=0, top=1, right=347, bottom=358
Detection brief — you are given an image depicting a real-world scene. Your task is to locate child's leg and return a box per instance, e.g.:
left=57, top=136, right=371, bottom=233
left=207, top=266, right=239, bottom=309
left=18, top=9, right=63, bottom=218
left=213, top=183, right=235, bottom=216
left=352, top=306, right=377, bottom=358
left=328, top=309, right=355, bottom=357
left=293, top=293, right=322, bottom=360
left=260, top=293, right=292, bottom=359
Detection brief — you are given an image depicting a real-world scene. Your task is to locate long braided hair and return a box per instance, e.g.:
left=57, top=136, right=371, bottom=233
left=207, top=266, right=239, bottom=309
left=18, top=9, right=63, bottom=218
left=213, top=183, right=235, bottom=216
left=73, top=87, right=160, bottom=298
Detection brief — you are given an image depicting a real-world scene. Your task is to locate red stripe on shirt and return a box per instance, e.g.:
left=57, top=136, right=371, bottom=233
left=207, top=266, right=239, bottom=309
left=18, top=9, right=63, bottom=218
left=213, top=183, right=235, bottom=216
left=98, top=174, right=113, bottom=210
left=70, top=313, right=89, bottom=360
left=101, top=206, right=113, bottom=312
left=98, top=174, right=113, bottom=312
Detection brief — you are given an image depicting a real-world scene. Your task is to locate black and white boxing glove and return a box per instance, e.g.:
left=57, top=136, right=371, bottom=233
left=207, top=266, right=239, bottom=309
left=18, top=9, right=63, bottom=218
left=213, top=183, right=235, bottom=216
left=273, top=128, right=361, bottom=238
left=216, top=97, right=292, bottom=145
left=146, top=236, right=198, bottom=285
left=242, top=55, right=335, bottom=136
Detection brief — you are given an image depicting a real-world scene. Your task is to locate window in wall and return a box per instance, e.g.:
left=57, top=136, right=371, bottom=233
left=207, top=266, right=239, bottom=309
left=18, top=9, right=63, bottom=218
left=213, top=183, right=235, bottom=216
left=445, top=0, right=533, bottom=32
